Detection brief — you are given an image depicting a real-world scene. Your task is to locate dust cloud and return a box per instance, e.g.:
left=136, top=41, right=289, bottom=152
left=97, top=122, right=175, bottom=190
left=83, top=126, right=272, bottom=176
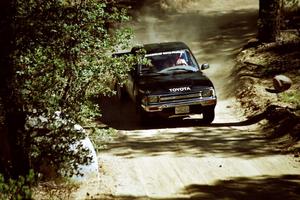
left=130, top=0, right=258, bottom=105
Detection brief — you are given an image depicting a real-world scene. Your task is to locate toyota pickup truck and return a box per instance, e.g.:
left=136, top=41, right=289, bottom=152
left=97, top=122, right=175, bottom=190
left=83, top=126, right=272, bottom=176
left=116, top=42, right=217, bottom=124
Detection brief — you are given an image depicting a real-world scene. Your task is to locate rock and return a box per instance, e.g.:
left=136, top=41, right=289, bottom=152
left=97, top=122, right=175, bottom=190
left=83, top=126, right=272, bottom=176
left=273, top=75, right=292, bottom=92
left=70, top=136, right=99, bottom=182
left=265, top=74, right=292, bottom=93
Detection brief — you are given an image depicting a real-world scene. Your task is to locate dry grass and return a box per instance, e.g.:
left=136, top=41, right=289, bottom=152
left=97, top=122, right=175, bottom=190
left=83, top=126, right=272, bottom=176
left=32, top=180, right=79, bottom=200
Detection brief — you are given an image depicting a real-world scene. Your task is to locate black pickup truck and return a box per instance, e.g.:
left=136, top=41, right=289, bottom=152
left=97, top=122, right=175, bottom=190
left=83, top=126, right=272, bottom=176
left=116, top=42, right=217, bottom=124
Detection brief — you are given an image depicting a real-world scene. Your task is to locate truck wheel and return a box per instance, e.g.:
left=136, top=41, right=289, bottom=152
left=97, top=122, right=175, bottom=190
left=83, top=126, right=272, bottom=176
left=202, top=108, right=215, bottom=124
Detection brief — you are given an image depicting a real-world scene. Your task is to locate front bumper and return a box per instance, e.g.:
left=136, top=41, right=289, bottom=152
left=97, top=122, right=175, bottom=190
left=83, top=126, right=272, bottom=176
left=141, top=97, right=217, bottom=113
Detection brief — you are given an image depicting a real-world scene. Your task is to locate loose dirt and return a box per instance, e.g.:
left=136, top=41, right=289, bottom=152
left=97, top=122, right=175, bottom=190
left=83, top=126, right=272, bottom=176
left=72, top=1, right=300, bottom=199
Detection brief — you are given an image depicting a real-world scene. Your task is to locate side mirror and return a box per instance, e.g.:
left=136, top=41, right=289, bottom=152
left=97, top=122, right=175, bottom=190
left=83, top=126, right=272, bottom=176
left=201, top=63, right=210, bottom=70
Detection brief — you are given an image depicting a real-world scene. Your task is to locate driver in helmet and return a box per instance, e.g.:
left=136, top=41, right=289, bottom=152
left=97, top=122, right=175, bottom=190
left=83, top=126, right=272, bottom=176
left=175, top=52, right=188, bottom=66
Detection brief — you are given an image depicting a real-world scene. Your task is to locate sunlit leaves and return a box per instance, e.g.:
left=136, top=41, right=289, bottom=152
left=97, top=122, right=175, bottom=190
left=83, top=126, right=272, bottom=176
left=14, top=0, right=134, bottom=120
left=13, top=0, right=136, bottom=179
left=0, top=170, right=35, bottom=199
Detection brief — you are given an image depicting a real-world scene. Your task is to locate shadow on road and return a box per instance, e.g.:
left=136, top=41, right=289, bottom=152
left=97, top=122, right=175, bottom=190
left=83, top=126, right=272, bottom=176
left=94, top=175, right=300, bottom=200
left=100, top=126, right=279, bottom=159
left=96, top=97, right=283, bottom=159
left=97, top=96, right=266, bottom=131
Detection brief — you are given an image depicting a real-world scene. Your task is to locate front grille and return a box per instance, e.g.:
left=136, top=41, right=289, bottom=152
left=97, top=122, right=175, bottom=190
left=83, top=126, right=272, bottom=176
left=160, top=92, right=201, bottom=102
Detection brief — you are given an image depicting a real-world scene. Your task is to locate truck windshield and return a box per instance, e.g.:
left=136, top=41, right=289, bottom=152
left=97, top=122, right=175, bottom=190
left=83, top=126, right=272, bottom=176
left=140, top=49, right=199, bottom=76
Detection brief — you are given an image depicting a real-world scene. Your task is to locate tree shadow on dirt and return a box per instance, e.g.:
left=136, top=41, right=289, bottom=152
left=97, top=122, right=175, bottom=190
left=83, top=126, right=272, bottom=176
left=97, top=95, right=266, bottom=131
left=182, top=175, right=300, bottom=200
left=97, top=96, right=284, bottom=159
left=100, top=126, right=280, bottom=159
left=92, top=175, right=300, bottom=200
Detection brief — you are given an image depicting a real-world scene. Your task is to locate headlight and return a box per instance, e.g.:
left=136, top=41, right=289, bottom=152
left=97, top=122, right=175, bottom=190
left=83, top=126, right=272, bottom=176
left=148, top=96, right=159, bottom=103
left=141, top=95, right=159, bottom=105
left=201, top=88, right=215, bottom=97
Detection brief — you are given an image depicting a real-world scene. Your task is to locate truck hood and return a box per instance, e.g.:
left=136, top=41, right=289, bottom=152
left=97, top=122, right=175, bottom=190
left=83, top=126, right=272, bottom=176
left=138, top=72, right=214, bottom=94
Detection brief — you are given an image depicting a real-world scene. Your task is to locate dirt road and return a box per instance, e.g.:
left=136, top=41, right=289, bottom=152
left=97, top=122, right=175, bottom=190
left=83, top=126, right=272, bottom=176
left=73, top=1, right=300, bottom=199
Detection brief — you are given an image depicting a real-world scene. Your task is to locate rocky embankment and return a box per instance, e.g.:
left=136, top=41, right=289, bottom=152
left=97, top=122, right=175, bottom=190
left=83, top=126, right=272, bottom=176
left=234, top=31, right=300, bottom=153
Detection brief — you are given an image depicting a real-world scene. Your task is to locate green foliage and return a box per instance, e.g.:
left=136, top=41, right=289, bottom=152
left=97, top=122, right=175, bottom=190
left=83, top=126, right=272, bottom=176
left=14, top=0, right=135, bottom=121
left=0, top=170, right=35, bottom=200
left=11, top=0, right=137, bottom=178
left=280, top=91, right=300, bottom=107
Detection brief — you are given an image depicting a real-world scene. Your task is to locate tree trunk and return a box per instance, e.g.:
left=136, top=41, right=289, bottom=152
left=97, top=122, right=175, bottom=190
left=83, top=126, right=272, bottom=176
left=258, top=0, right=282, bottom=42
left=0, top=0, right=29, bottom=177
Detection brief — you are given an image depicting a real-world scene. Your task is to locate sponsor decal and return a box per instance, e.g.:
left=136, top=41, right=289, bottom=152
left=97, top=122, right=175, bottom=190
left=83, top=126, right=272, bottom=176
left=169, top=87, right=191, bottom=92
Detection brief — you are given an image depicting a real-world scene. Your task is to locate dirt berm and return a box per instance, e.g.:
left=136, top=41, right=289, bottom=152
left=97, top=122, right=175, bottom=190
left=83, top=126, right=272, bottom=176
left=234, top=31, right=300, bottom=154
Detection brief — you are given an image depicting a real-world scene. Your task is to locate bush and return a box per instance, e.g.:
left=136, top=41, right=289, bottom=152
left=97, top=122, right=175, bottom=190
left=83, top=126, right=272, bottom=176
left=0, top=170, right=35, bottom=200
left=14, top=0, right=135, bottom=121
left=10, top=0, right=137, bottom=178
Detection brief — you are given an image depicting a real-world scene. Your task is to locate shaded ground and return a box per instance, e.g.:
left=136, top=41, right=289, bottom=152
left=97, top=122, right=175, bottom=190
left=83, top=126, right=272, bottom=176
left=96, top=175, right=300, bottom=200
left=101, top=126, right=277, bottom=159
left=84, top=125, right=300, bottom=199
